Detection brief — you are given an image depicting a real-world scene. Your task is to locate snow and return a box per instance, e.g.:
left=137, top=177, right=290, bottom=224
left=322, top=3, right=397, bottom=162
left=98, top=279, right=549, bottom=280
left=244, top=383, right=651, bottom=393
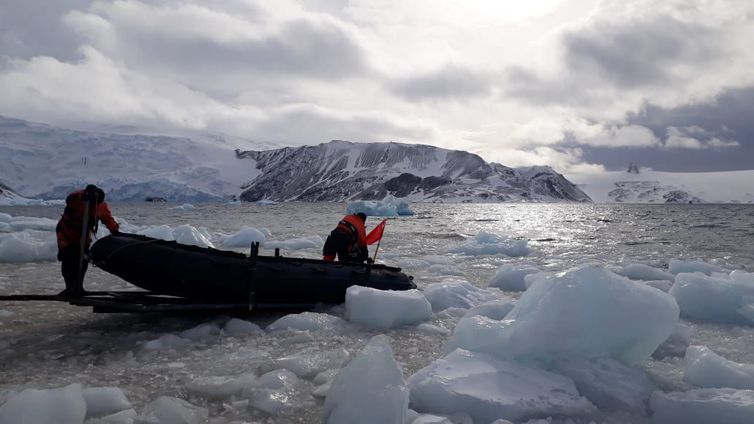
left=617, top=263, right=674, bottom=281
left=670, top=270, right=754, bottom=325
left=567, top=169, right=754, bottom=203
left=669, top=259, right=725, bottom=275
left=684, top=345, right=754, bottom=389
left=446, top=266, right=679, bottom=365
left=346, top=195, right=414, bottom=216
left=407, top=349, right=595, bottom=423
left=448, top=232, right=532, bottom=257
left=322, top=335, right=409, bottom=424
left=344, top=286, right=432, bottom=329
left=0, top=383, right=86, bottom=424
left=487, top=263, right=541, bottom=291
left=649, top=388, right=754, bottom=424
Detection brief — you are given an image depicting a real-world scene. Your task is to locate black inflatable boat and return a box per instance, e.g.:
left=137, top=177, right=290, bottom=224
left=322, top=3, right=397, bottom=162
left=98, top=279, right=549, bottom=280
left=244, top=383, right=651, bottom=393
left=88, top=233, right=415, bottom=308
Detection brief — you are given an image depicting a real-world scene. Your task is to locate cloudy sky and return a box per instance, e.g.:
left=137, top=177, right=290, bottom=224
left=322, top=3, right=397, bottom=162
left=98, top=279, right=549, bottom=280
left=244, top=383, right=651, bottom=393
left=1, top=0, right=753, bottom=173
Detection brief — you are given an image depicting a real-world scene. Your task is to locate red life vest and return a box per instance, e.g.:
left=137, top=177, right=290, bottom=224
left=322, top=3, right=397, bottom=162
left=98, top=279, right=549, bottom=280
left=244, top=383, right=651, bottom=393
left=335, top=214, right=367, bottom=247
left=56, top=190, right=119, bottom=250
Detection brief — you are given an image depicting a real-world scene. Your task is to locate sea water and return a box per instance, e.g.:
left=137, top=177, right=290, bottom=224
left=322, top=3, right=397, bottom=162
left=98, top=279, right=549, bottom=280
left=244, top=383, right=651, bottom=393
left=1, top=202, right=753, bottom=423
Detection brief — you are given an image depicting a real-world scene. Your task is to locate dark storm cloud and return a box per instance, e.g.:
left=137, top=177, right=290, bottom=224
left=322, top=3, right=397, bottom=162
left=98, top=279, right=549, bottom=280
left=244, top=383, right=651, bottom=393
left=388, top=66, right=493, bottom=102
left=562, top=16, right=720, bottom=88
left=0, top=0, right=91, bottom=60
left=580, top=87, right=754, bottom=171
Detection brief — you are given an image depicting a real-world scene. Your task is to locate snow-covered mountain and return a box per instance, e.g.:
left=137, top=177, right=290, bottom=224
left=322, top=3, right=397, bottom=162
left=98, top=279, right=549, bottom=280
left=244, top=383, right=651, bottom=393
left=568, top=168, right=754, bottom=204
left=236, top=141, right=591, bottom=202
left=0, top=181, right=23, bottom=203
left=0, top=116, right=589, bottom=203
left=0, top=116, right=258, bottom=202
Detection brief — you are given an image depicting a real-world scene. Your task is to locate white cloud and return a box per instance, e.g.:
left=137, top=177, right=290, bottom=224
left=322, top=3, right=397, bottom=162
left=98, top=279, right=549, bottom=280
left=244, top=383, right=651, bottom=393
left=663, top=126, right=740, bottom=150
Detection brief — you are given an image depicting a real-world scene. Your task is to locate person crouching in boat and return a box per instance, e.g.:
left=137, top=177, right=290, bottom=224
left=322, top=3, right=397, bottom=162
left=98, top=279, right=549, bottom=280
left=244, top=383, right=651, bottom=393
left=323, top=212, right=368, bottom=263
left=56, top=184, right=120, bottom=296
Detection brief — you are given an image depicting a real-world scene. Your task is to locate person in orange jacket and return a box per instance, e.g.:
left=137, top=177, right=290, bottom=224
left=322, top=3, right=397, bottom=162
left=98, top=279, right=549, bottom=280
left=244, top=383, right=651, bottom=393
left=56, top=184, right=119, bottom=296
left=323, top=212, right=369, bottom=263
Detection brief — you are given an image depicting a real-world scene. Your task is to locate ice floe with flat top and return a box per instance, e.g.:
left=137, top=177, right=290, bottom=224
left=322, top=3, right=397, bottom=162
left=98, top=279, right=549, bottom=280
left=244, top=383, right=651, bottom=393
left=669, top=259, right=725, bottom=275
left=345, top=286, right=432, bottom=329
left=140, top=396, right=208, bottom=424
left=407, top=349, right=595, bottom=423
left=446, top=265, right=679, bottom=365
left=0, top=383, right=86, bottom=424
left=448, top=232, right=532, bottom=257
left=617, top=263, right=674, bottom=281
left=684, top=345, right=754, bottom=389
left=670, top=270, right=754, bottom=325
left=243, top=369, right=314, bottom=415
left=550, top=355, right=656, bottom=413
left=649, top=388, right=754, bottom=424
left=487, top=263, right=541, bottom=291
left=0, top=229, right=57, bottom=263
left=267, top=312, right=347, bottom=332
left=346, top=195, right=414, bottom=216
left=218, top=227, right=268, bottom=248
left=259, top=348, right=350, bottom=379
left=323, top=335, right=408, bottom=424
left=186, top=373, right=258, bottom=401
left=423, top=279, right=506, bottom=312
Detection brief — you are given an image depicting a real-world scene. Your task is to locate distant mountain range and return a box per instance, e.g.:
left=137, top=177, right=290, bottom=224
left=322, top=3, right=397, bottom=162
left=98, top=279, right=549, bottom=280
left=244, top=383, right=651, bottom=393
left=0, top=116, right=590, bottom=203
left=236, top=141, right=590, bottom=202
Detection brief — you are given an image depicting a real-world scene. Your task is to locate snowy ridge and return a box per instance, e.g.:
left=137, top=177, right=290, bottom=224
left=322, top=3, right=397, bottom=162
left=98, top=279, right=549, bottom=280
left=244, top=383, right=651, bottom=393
left=569, top=169, right=754, bottom=203
left=0, top=116, right=260, bottom=202
left=237, top=141, right=591, bottom=203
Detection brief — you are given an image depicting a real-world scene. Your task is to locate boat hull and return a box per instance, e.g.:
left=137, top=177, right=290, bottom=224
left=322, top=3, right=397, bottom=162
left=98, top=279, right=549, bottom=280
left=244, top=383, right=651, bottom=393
left=89, top=233, right=415, bottom=306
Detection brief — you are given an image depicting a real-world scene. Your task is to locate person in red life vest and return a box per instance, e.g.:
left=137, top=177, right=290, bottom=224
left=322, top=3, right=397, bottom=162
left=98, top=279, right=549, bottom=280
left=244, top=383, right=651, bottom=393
left=56, top=184, right=119, bottom=295
left=322, top=212, right=369, bottom=263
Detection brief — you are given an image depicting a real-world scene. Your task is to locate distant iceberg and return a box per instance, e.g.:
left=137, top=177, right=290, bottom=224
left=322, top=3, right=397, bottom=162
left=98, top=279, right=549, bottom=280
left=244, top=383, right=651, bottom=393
left=346, top=195, right=414, bottom=216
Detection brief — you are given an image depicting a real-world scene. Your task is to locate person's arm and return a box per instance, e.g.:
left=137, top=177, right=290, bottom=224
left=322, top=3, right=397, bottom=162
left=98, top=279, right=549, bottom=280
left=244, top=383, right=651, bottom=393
left=97, top=203, right=120, bottom=234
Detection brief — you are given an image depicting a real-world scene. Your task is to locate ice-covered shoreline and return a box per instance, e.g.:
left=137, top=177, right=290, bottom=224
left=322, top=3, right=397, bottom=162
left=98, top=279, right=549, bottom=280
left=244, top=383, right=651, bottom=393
left=2, top=203, right=754, bottom=423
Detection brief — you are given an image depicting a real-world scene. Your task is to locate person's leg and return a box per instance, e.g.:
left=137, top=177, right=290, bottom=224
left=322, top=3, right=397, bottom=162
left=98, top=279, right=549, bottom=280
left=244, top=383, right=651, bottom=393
left=60, top=246, right=84, bottom=294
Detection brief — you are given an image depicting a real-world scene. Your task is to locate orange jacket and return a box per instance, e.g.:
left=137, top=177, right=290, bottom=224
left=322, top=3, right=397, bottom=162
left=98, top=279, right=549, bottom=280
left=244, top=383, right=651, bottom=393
left=335, top=214, right=367, bottom=247
left=56, top=190, right=119, bottom=250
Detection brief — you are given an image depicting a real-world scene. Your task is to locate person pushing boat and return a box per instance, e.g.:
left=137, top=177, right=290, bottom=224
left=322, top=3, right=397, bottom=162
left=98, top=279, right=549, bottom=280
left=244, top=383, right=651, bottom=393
left=323, top=212, right=369, bottom=263
left=56, top=184, right=119, bottom=296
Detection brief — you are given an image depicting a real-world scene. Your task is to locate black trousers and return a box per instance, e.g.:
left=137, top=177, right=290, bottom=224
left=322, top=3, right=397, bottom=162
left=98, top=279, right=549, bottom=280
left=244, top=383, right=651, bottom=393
left=59, top=245, right=88, bottom=292
left=323, top=230, right=368, bottom=263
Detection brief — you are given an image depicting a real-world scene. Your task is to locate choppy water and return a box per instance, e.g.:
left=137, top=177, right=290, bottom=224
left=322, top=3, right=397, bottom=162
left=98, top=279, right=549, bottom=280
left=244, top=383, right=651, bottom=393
left=1, top=203, right=754, bottom=423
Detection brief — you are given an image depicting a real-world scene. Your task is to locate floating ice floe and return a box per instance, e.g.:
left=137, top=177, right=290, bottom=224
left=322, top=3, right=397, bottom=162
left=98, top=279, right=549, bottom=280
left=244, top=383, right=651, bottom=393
left=346, top=195, right=414, bottom=216
left=345, top=286, right=432, bottom=329
left=256, top=199, right=278, bottom=205
left=550, top=355, right=656, bottom=413
left=487, top=263, right=541, bottom=291
left=0, top=230, right=57, bottom=263
left=186, top=373, right=257, bottom=401
left=669, top=259, right=725, bottom=275
left=446, top=265, right=679, bottom=365
left=423, top=280, right=506, bottom=312
left=653, top=323, right=692, bottom=359
left=323, top=335, right=409, bottom=424
left=407, top=349, right=596, bottom=423
left=137, top=224, right=214, bottom=248
left=168, top=203, right=195, bottom=211
left=243, top=369, right=313, bottom=415
left=267, top=312, right=347, bottom=332
left=461, top=300, right=515, bottom=321
left=0, top=197, right=64, bottom=206
left=223, top=318, right=264, bottom=337
left=259, top=348, right=350, bottom=379
left=265, top=235, right=323, bottom=251
left=448, top=232, right=531, bottom=257
left=140, top=396, right=208, bottom=424
left=649, top=388, right=754, bottom=424
left=82, top=387, right=132, bottom=419
left=684, top=345, right=754, bottom=389
left=617, top=263, right=674, bottom=281
left=670, top=270, right=754, bottom=325
left=219, top=227, right=268, bottom=248
left=0, top=383, right=86, bottom=424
